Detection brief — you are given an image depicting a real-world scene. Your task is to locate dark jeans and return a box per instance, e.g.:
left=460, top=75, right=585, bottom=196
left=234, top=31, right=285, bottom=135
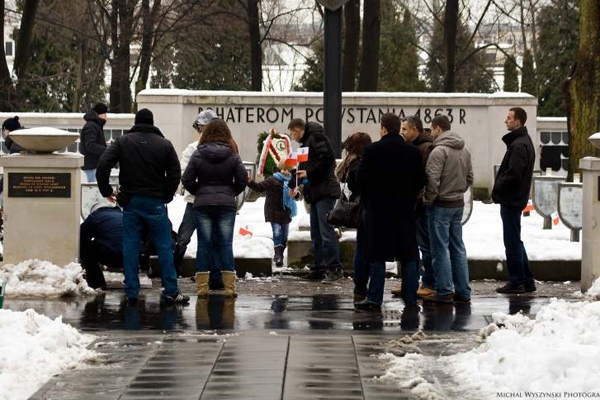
left=194, top=207, right=236, bottom=273
left=271, top=222, right=289, bottom=247
left=309, top=197, right=341, bottom=271
left=81, top=245, right=122, bottom=289
left=416, top=208, right=434, bottom=289
left=353, top=227, right=370, bottom=296
left=122, top=196, right=179, bottom=299
left=500, top=204, right=534, bottom=286
left=175, top=203, right=222, bottom=284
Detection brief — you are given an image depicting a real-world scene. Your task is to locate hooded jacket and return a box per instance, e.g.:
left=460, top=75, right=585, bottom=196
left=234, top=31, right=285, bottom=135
left=298, top=122, right=340, bottom=204
left=96, top=123, right=181, bottom=203
left=492, top=126, right=535, bottom=209
left=181, top=142, right=247, bottom=210
left=424, top=130, right=473, bottom=207
left=80, top=110, right=107, bottom=170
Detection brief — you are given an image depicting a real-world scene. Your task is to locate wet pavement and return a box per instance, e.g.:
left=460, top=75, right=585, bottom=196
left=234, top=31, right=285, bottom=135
left=2, top=277, right=581, bottom=399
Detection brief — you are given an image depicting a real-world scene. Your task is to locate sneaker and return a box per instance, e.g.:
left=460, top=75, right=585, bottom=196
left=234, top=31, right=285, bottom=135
left=423, top=294, right=454, bottom=305
left=322, top=269, right=343, bottom=284
left=496, top=283, right=525, bottom=294
left=416, top=287, right=436, bottom=298
left=162, top=292, right=190, bottom=304
left=354, top=299, right=382, bottom=312
left=453, top=294, right=471, bottom=303
left=524, top=281, right=537, bottom=293
left=301, top=270, right=325, bottom=281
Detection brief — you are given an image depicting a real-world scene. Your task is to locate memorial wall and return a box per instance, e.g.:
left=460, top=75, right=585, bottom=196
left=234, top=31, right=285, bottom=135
left=137, top=90, right=538, bottom=197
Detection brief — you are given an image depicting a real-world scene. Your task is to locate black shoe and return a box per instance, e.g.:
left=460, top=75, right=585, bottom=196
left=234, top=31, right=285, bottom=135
left=423, top=294, right=454, bottom=305
left=524, top=281, right=537, bottom=293
left=322, top=269, right=343, bottom=284
left=496, top=283, right=525, bottom=294
left=162, top=292, right=190, bottom=304
left=354, top=299, right=382, bottom=312
left=453, top=294, right=471, bottom=303
left=301, top=270, right=325, bottom=281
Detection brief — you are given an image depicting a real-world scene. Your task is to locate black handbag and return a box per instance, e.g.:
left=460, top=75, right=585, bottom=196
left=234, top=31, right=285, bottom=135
left=327, top=194, right=363, bottom=228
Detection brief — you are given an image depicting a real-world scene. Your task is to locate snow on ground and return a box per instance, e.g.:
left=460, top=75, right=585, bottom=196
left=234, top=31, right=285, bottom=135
left=0, top=260, right=96, bottom=298
left=379, top=280, right=600, bottom=399
left=0, top=308, right=98, bottom=400
left=168, top=195, right=582, bottom=262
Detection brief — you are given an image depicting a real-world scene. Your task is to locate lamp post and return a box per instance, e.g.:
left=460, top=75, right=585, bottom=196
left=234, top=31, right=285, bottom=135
left=317, top=0, right=349, bottom=158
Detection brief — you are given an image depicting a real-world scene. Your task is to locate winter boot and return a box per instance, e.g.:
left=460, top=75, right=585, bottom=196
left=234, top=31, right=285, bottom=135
left=222, top=271, right=237, bottom=298
left=195, top=272, right=210, bottom=297
left=273, top=244, right=285, bottom=267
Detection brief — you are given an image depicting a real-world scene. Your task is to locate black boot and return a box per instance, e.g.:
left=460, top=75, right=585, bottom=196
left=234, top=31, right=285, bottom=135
left=274, top=245, right=285, bottom=267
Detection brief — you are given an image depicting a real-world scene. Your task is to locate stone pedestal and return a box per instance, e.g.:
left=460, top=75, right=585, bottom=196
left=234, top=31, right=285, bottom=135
left=579, top=157, right=600, bottom=291
left=1, top=153, right=83, bottom=266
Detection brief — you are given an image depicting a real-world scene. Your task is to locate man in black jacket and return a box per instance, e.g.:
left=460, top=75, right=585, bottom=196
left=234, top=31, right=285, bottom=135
left=97, top=108, right=189, bottom=304
left=80, top=103, right=108, bottom=182
left=288, top=118, right=342, bottom=283
left=492, top=107, right=536, bottom=294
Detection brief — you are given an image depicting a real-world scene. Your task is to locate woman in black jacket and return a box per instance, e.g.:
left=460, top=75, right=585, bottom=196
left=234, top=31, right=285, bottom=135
left=182, top=119, right=247, bottom=298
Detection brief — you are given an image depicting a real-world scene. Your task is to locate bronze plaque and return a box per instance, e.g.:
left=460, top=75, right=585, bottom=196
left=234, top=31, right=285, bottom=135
left=8, top=173, right=71, bottom=198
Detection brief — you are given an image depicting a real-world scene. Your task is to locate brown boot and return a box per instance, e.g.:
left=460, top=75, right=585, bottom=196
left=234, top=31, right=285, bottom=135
left=222, top=271, right=237, bottom=298
left=195, top=272, right=209, bottom=297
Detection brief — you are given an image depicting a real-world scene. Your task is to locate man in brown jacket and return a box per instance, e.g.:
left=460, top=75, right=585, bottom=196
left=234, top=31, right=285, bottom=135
left=423, top=115, right=473, bottom=304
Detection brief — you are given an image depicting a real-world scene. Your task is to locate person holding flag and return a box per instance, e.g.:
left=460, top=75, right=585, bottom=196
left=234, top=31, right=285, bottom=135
left=288, top=118, right=343, bottom=283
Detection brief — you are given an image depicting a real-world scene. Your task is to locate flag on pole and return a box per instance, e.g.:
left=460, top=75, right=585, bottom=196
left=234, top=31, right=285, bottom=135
left=239, top=226, right=253, bottom=237
left=284, top=152, right=298, bottom=167
left=551, top=211, right=560, bottom=226
left=297, top=147, right=309, bottom=162
left=522, top=199, right=535, bottom=213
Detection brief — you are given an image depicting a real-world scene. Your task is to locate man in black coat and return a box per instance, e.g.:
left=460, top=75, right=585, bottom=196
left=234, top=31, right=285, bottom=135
left=97, top=108, right=189, bottom=305
left=357, top=113, right=426, bottom=310
left=288, top=118, right=342, bottom=283
left=80, top=103, right=108, bottom=182
left=492, top=107, right=536, bottom=294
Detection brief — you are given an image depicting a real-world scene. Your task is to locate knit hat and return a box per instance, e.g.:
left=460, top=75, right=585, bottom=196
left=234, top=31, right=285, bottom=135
left=2, top=116, right=21, bottom=132
left=193, top=109, right=218, bottom=130
left=135, top=108, right=154, bottom=125
left=92, top=103, right=108, bottom=115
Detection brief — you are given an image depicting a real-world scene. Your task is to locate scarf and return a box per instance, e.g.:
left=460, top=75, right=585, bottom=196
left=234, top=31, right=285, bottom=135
left=336, top=153, right=359, bottom=182
left=273, top=172, right=297, bottom=217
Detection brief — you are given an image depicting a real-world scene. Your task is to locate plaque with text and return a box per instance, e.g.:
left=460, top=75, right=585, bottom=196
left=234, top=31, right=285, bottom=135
left=8, top=173, right=71, bottom=198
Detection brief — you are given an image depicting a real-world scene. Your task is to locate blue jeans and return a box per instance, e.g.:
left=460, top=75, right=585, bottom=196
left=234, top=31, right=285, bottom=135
left=194, top=208, right=236, bottom=273
left=271, top=223, right=289, bottom=247
left=500, top=205, right=534, bottom=286
left=176, top=203, right=222, bottom=284
left=429, top=206, right=471, bottom=298
left=417, top=209, right=434, bottom=289
left=83, top=168, right=97, bottom=183
left=366, top=260, right=418, bottom=306
left=122, top=196, right=178, bottom=299
left=309, top=197, right=341, bottom=270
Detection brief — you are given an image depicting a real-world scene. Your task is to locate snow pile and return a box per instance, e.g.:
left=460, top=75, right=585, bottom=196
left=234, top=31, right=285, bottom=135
left=585, top=278, right=600, bottom=300
left=380, top=297, right=600, bottom=399
left=0, top=260, right=96, bottom=298
left=0, top=309, right=98, bottom=400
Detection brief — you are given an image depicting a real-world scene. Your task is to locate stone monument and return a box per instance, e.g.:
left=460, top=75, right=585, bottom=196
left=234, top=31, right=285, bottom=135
left=0, top=128, right=82, bottom=266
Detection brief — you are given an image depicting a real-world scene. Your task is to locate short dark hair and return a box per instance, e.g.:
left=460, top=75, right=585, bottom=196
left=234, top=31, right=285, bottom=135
left=381, top=113, right=400, bottom=135
left=403, top=115, right=423, bottom=133
left=509, top=107, right=527, bottom=125
left=431, top=115, right=451, bottom=132
left=288, top=118, right=305, bottom=130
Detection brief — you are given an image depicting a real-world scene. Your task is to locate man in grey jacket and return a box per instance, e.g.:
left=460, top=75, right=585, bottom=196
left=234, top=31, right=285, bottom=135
left=423, top=115, right=473, bottom=304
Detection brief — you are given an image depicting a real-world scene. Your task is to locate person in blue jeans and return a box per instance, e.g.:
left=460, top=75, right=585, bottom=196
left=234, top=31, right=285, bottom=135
left=356, top=113, right=425, bottom=311
left=80, top=103, right=108, bottom=183
left=96, top=108, right=189, bottom=305
left=423, top=115, right=473, bottom=304
left=182, top=119, right=247, bottom=297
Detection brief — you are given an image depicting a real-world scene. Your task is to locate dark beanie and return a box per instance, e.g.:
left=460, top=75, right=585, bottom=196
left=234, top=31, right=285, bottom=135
left=2, top=116, right=21, bottom=132
left=92, top=103, right=108, bottom=115
left=135, top=108, right=154, bottom=125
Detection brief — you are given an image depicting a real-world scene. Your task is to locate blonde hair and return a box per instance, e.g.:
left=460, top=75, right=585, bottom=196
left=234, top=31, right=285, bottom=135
left=277, top=158, right=293, bottom=172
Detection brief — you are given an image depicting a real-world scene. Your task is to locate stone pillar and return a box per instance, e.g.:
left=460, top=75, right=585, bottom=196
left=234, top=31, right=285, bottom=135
left=579, top=156, right=600, bottom=291
left=1, top=153, right=83, bottom=266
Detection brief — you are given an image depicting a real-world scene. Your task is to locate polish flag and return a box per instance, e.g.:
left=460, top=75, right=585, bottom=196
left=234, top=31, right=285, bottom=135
left=239, top=227, right=253, bottom=237
left=285, top=152, right=298, bottom=167
left=522, top=199, right=534, bottom=213
left=551, top=211, right=560, bottom=226
left=297, top=147, right=309, bottom=162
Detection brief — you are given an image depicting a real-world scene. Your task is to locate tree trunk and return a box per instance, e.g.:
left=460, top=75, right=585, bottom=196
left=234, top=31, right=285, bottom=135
left=0, top=0, right=15, bottom=110
left=109, top=0, right=120, bottom=112
left=358, top=0, right=380, bottom=91
left=443, top=0, right=458, bottom=92
left=248, top=0, right=262, bottom=91
left=135, top=0, right=160, bottom=101
left=13, top=0, right=40, bottom=81
left=568, top=0, right=600, bottom=176
left=342, top=0, right=359, bottom=92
